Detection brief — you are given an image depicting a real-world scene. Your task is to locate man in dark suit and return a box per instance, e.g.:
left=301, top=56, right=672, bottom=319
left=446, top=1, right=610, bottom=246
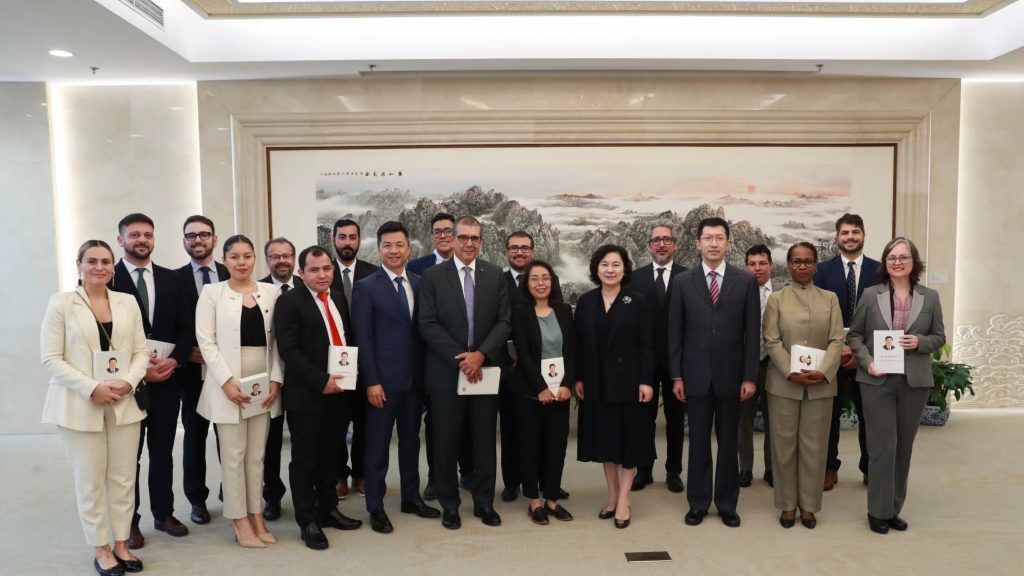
left=813, top=213, right=880, bottom=491
left=668, top=217, right=760, bottom=528
left=110, top=213, right=194, bottom=548
left=419, top=216, right=511, bottom=530
left=352, top=221, right=441, bottom=534
left=260, top=237, right=300, bottom=521
left=275, top=245, right=363, bottom=551
left=331, top=219, right=378, bottom=500
left=176, top=215, right=229, bottom=527
left=628, top=224, right=687, bottom=494
left=738, top=244, right=775, bottom=488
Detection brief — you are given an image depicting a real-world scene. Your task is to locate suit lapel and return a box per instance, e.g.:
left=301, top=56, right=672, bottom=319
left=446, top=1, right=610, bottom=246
left=72, top=288, right=103, bottom=352
left=907, top=284, right=925, bottom=329
left=300, top=287, right=331, bottom=343
left=109, top=293, right=129, bottom=350
left=717, top=265, right=738, bottom=305
left=379, top=269, right=410, bottom=325
left=876, top=289, right=894, bottom=330
left=693, top=268, right=714, bottom=308
left=446, top=261, right=468, bottom=322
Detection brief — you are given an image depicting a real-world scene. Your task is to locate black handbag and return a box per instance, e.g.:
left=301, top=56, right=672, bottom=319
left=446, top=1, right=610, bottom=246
left=77, top=292, right=150, bottom=410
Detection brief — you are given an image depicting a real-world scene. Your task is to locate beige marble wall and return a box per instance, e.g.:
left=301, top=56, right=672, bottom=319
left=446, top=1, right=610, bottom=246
left=955, top=83, right=1024, bottom=408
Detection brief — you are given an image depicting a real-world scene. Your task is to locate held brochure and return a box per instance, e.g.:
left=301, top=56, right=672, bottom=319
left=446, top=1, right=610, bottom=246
left=790, top=345, right=825, bottom=374
left=328, top=345, right=358, bottom=390
left=873, top=330, right=905, bottom=374
left=458, top=366, right=501, bottom=396
left=239, top=372, right=271, bottom=419
left=146, top=339, right=175, bottom=360
left=92, top=349, right=129, bottom=381
left=541, top=357, right=565, bottom=394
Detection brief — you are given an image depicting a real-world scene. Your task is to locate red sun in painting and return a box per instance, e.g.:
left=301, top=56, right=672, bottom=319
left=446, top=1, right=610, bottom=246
left=747, top=184, right=757, bottom=194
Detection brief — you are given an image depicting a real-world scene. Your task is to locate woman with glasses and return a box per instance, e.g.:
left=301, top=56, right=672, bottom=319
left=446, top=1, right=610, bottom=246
left=762, top=242, right=845, bottom=529
left=847, top=237, right=945, bottom=535
left=510, top=260, right=575, bottom=525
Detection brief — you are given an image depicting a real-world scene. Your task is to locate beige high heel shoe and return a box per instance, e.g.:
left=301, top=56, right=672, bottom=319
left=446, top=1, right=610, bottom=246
left=233, top=521, right=266, bottom=549
left=256, top=530, right=277, bottom=544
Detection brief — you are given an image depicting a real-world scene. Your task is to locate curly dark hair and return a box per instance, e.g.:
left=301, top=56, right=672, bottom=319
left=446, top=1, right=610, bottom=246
left=588, top=244, right=632, bottom=285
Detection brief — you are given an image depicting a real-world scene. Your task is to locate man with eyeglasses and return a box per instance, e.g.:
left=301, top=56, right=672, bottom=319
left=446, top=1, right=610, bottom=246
left=176, top=214, right=229, bottom=527
left=419, top=216, right=511, bottom=530
left=813, top=213, right=880, bottom=491
left=408, top=212, right=457, bottom=276
left=738, top=244, right=775, bottom=488
left=259, top=237, right=301, bottom=521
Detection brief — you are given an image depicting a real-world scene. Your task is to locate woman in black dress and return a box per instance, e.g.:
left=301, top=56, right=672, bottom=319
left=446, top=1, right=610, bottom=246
left=574, top=245, right=655, bottom=529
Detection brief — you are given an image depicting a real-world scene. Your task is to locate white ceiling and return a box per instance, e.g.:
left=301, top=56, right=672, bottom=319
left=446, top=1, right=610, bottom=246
left=2, top=0, right=1024, bottom=82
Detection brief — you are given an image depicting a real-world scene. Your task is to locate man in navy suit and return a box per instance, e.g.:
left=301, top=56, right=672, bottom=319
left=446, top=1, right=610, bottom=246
left=176, top=214, right=229, bottom=526
left=668, top=217, right=760, bottom=528
left=110, top=213, right=194, bottom=548
left=353, top=221, right=441, bottom=534
left=813, top=213, right=880, bottom=491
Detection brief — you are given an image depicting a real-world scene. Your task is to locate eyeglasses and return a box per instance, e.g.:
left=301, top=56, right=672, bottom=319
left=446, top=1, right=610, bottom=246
left=507, top=245, right=533, bottom=253
left=649, top=236, right=676, bottom=246
left=789, top=259, right=816, bottom=267
left=184, top=232, right=213, bottom=241
left=700, top=235, right=727, bottom=244
left=456, top=235, right=482, bottom=245
left=431, top=228, right=454, bottom=237
left=267, top=253, right=294, bottom=262
left=886, top=255, right=912, bottom=263
left=528, top=275, right=552, bottom=283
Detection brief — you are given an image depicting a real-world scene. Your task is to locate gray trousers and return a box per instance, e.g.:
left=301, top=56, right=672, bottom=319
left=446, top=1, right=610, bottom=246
left=860, top=376, right=929, bottom=519
left=738, top=357, right=771, bottom=474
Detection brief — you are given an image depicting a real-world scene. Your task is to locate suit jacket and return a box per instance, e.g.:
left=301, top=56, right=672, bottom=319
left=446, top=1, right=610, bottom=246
left=332, top=259, right=378, bottom=298
left=110, top=260, right=193, bottom=367
left=418, top=258, right=511, bottom=391
left=407, top=253, right=441, bottom=276
left=40, top=288, right=150, bottom=431
left=177, top=261, right=230, bottom=381
left=259, top=274, right=301, bottom=289
left=847, top=283, right=946, bottom=388
left=762, top=283, right=846, bottom=401
left=351, top=268, right=423, bottom=395
left=194, top=281, right=284, bottom=423
left=510, top=303, right=575, bottom=396
left=813, top=255, right=881, bottom=327
left=574, top=288, right=654, bottom=403
left=667, top=264, right=760, bottom=397
left=274, top=285, right=354, bottom=412
left=628, top=262, right=687, bottom=374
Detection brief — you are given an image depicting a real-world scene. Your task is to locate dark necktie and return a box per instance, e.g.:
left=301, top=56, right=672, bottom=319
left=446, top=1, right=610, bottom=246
left=463, top=266, right=475, bottom=349
left=317, top=292, right=344, bottom=346
left=135, top=268, right=150, bottom=321
left=199, top=265, right=212, bottom=285
left=395, top=276, right=411, bottom=320
left=516, top=273, right=524, bottom=288
left=846, top=261, right=857, bottom=320
left=655, top=267, right=667, bottom=296
left=342, top=268, right=353, bottom=313
left=281, top=283, right=290, bottom=293
left=709, top=270, right=720, bottom=307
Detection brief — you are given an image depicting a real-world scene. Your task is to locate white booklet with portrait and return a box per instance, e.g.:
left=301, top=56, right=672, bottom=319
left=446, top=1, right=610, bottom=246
left=146, top=339, right=175, bottom=360
left=790, top=345, right=825, bottom=374
left=240, top=372, right=271, bottom=419
left=328, top=345, right=358, bottom=390
left=93, top=349, right=129, bottom=380
left=541, top=357, right=565, bottom=394
left=458, top=366, right=501, bottom=396
left=873, top=330, right=905, bottom=374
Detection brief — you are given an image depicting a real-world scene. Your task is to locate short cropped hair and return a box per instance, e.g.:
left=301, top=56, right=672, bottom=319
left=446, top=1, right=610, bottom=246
left=431, top=212, right=456, bottom=227
left=333, top=218, right=360, bottom=237
left=696, top=217, right=730, bottom=239
left=786, top=242, right=819, bottom=262
left=118, top=213, right=154, bottom=235
left=745, top=244, right=772, bottom=264
left=183, top=215, right=215, bottom=235
left=376, top=221, right=410, bottom=244
left=263, top=237, right=295, bottom=257
left=506, top=231, right=534, bottom=249
left=298, top=245, right=332, bottom=270
left=835, top=213, right=865, bottom=234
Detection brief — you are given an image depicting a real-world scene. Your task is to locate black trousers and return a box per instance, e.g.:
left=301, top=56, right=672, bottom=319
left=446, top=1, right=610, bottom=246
left=288, top=397, right=348, bottom=527
left=826, top=367, right=869, bottom=474
left=132, top=378, right=181, bottom=524
left=430, top=389, right=498, bottom=511
left=638, top=373, right=687, bottom=478
left=337, top=391, right=365, bottom=483
left=686, top=391, right=741, bottom=514
left=263, top=413, right=287, bottom=504
left=498, top=383, right=520, bottom=491
left=516, top=395, right=569, bottom=501
left=180, top=370, right=219, bottom=506
left=364, top=390, right=423, bottom=513
left=423, top=401, right=475, bottom=482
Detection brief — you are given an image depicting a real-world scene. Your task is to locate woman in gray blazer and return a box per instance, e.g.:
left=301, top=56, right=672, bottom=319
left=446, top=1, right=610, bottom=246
left=847, top=237, right=945, bottom=535
left=41, top=240, right=149, bottom=576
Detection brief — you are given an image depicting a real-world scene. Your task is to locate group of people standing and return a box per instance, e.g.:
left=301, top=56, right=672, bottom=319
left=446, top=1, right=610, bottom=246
left=41, top=209, right=944, bottom=576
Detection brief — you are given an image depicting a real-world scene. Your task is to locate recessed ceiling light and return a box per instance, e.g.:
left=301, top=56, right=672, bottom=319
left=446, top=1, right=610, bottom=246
left=48, top=49, right=73, bottom=58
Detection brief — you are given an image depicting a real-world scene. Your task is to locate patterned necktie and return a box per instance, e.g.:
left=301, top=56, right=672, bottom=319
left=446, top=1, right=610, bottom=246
left=395, top=276, right=411, bottom=320
left=135, top=268, right=150, bottom=321
left=342, top=268, right=353, bottom=313
left=656, top=267, right=667, bottom=296
left=709, top=270, right=720, bottom=307
left=199, top=265, right=212, bottom=285
left=759, top=285, right=769, bottom=359
left=463, top=266, right=475, bottom=349
left=846, top=261, right=857, bottom=320
left=317, top=292, right=344, bottom=346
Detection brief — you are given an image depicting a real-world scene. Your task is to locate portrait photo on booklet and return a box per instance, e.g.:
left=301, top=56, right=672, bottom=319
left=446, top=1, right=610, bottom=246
left=790, top=345, right=825, bottom=373
left=93, top=349, right=129, bottom=379
left=542, top=357, right=565, bottom=393
left=328, top=345, right=358, bottom=389
left=240, top=372, right=271, bottom=419
left=873, top=330, right=905, bottom=374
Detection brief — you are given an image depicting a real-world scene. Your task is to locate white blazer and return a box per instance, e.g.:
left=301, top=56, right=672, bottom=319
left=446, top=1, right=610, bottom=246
left=40, top=288, right=149, bottom=432
left=195, top=281, right=284, bottom=424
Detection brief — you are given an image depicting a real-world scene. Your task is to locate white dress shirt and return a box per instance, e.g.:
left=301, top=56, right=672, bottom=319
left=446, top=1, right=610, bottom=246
left=190, top=260, right=221, bottom=296
left=701, top=261, right=727, bottom=291
left=653, top=262, right=674, bottom=292
left=841, top=253, right=865, bottom=290
left=121, top=259, right=155, bottom=326
left=455, top=257, right=477, bottom=300
left=433, top=250, right=448, bottom=265
left=307, top=286, right=348, bottom=344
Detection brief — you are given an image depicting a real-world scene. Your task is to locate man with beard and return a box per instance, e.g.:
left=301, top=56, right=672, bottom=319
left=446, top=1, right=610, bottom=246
left=627, top=225, right=687, bottom=494
left=176, top=215, right=229, bottom=526
left=260, top=237, right=300, bottom=521
left=331, top=219, right=378, bottom=500
left=110, top=213, right=194, bottom=548
left=813, top=213, right=880, bottom=491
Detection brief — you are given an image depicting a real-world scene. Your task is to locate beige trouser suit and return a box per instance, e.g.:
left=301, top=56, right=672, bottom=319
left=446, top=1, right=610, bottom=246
left=762, top=283, right=845, bottom=514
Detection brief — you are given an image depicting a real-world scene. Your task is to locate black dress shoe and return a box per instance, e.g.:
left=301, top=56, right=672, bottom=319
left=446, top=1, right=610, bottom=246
left=546, top=504, right=574, bottom=521
left=501, top=486, right=519, bottom=502
left=888, top=516, right=908, bottom=531
left=370, top=508, right=394, bottom=534
left=126, top=525, right=144, bottom=550
left=474, top=506, right=502, bottom=527
left=190, top=504, right=211, bottom=525
left=630, top=471, right=652, bottom=491
left=764, top=470, right=774, bottom=487
left=666, top=474, right=685, bottom=493
left=401, top=499, right=441, bottom=519
left=868, top=514, right=890, bottom=534
left=154, top=516, right=189, bottom=537
left=263, top=500, right=281, bottom=521
left=779, top=512, right=796, bottom=529
left=94, top=558, right=125, bottom=576
left=300, top=522, right=329, bottom=550
left=458, top=474, right=476, bottom=491
left=423, top=481, right=438, bottom=501
left=684, top=509, right=706, bottom=526
left=556, top=488, right=570, bottom=500
left=738, top=470, right=753, bottom=488
left=614, top=517, right=630, bottom=529
left=598, top=508, right=615, bottom=520
left=719, top=511, right=741, bottom=528
left=529, top=505, right=549, bottom=525
left=114, top=554, right=143, bottom=573
left=441, top=509, right=461, bottom=530
left=800, top=513, right=817, bottom=529
left=320, top=509, right=363, bottom=531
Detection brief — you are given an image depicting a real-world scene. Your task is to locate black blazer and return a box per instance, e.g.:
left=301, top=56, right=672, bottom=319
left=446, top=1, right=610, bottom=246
left=510, top=303, right=575, bottom=396
left=274, top=286, right=353, bottom=413
left=628, top=262, right=687, bottom=374
left=175, top=261, right=230, bottom=381
left=574, top=287, right=654, bottom=403
left=110, top=260, right=193, bottom=367
left=813, top=255, right=881, bottom=327
left=332, top=259, right=378, bottom=295
left=259, top=274, right=301, bottom=288
left=667, top=264, right=760, bottom=398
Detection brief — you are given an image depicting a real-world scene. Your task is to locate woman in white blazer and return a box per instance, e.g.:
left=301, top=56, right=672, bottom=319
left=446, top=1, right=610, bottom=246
left=195, top=235, right=283, bottom=548
left=41, top=240, right=150, bottom=576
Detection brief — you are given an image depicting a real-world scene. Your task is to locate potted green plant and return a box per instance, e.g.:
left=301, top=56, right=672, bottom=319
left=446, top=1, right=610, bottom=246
left=921, top=343, right=975, bottom=426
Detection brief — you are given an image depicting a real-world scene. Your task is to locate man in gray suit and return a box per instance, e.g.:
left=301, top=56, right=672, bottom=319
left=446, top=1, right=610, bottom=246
left=419, top=216, right=511, bottom=530
left=668, top=217, right=760, bottom=528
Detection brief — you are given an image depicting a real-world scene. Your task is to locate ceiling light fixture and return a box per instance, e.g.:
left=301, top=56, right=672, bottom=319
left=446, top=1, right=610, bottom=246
left=48, top=49, right=73, bottom=58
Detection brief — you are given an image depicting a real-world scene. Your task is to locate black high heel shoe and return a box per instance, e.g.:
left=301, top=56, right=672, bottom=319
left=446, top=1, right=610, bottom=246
left=94, top=558, right=125, bottom=576
left=779, top=511, right=796, bottom=529
left=614, top=507, right=631, bottom=529
left=598, top=509, right=615, bottom=520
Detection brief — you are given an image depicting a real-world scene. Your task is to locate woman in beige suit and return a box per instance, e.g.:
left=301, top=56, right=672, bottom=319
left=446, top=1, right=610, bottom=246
left=763, top=242, right=845, bottom=529
left=41, top=240, right=150, bottom=576
left=848, top=237, right=945, bottom=535
left=196, top=235, right=283, bottom=548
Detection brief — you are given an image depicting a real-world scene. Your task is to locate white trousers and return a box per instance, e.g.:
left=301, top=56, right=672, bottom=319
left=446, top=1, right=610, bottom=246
left=216, top=346, right=271, bottom=519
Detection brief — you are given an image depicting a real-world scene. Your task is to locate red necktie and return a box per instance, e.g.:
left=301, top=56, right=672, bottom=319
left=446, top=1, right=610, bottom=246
left=317, top=291, right=344, bottom=346
left=709, top=270, right=720, bottom=307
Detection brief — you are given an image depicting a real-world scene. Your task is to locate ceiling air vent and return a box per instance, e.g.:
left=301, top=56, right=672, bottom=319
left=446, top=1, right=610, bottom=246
left=119, top=0, right=164, bottom=29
